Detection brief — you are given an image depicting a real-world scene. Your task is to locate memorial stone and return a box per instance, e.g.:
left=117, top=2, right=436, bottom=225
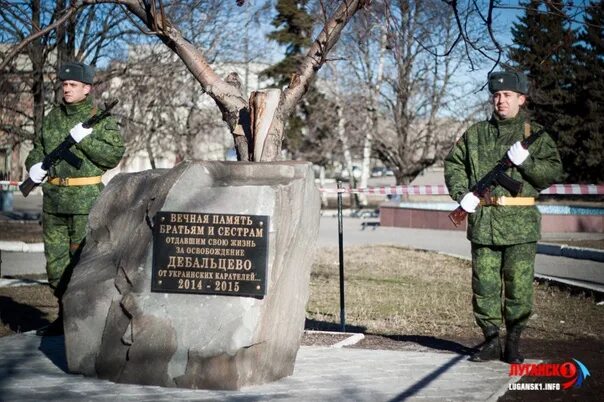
left=62, top=161, right=320, bottom=389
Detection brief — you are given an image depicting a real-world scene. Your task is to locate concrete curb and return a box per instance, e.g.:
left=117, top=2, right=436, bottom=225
left=304, top=330, right=366, bottom=349
left=401, top=242, right=604, bottom=264
left=0, top=241, right=44, bottom=252
left=537, top=242, right=604, bottom=262
left=534, top=273, right=604, bottom=294
left=331, top=333, right=365, bottom=348
left=0, top=277, right=48, bottom=287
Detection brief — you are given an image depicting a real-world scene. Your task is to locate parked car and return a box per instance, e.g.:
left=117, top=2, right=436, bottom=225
left=371, top=167, right=386, bottom=177
left=337, top=165, right=361, bottom=182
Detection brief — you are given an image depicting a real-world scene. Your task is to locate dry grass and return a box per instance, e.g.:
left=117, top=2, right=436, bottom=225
left=0, top=220, right=43, bottom=243
left=0, top=284, right=57, bottom=337
left=1, top=245, right=602, bottom=344
left=307, top=245, right=604, bottom=342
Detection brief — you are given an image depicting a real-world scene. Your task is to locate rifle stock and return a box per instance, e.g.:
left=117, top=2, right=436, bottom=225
left=449, top=207, right=467, bottom=226
left=18, top=179, right=37, bottom=197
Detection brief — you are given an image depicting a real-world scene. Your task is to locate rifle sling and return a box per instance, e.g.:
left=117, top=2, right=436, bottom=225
left=524, top=120, right=531, bottom=139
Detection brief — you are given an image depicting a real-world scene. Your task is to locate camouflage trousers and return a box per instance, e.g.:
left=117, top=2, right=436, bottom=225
left=471, top=242, right=537, bottom=332
left=43, top=212, right=88, bottom=295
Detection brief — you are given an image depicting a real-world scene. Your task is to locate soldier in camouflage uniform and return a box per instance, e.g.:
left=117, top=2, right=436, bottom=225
left=444, top=71, right=563, bottom=363
left=25, top=62, right=124, bottom=336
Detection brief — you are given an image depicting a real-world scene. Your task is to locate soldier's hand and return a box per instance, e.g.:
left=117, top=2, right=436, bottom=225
left=29, top=162, right=47, bottom=183
left=69, top=123, right=93, bottom=143
left=460, top=192, right=480, bottom=213
left=507, top=141, right=529, bottom=166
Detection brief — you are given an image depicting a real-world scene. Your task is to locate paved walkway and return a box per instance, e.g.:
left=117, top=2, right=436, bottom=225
left=0, top=333, right=518, bottom=402
left=319, top=212, right=604, bottom=293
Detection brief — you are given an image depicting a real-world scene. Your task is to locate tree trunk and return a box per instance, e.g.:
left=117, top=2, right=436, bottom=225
left=359, top=27, right=387, bottom=207
left=29, top=0, right=45, bottom=139
left=146, top=130, right=156, bottom=169
left=336, top=102, right=354, bottom=184
left=54, top=0, right=77, bottom=102
left=318, top=165, right=328, bottom=207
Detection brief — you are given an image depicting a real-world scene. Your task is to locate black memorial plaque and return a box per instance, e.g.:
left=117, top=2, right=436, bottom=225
left=151, top=211, right=269, bottom=297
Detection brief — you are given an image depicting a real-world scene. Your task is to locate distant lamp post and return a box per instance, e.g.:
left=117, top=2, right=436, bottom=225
left=352, top=167, right=361, bottom=210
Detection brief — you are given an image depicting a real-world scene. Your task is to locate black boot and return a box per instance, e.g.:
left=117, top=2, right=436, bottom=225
left=36, top=299, right=64, bottom=336
left=504, top=327, right=524, bottom=364
left=470, top=327, right=501, bottom=362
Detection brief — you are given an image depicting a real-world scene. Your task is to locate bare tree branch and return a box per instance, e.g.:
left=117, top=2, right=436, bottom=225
left=254, top=0, right=367, bottom=161
left=0, top=4, right=80, bottom=71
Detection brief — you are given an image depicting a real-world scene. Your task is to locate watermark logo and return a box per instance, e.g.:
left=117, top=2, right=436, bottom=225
left=509, top=359, right=590, bottom=390
left=561, top=359, right=590, bottom=389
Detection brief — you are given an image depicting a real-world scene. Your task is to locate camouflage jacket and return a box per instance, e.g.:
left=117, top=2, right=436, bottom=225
left=25, top=97, right=124, bottom=215
left=444, top=110, right=563, bottom=245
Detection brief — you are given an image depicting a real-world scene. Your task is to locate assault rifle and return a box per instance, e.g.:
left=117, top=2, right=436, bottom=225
left=19, top=99, right=118, bottom=197
left=448, top=127, right=546, bottom=226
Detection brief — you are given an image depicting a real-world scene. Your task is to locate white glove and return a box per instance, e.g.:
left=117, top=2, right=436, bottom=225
left=69, top=123, right=93, bottom=143
left=29, top=162, right=47, bottom=183
left=507, top=141, right=529, bottom=166
left=460, top=192, right=480, bottom=213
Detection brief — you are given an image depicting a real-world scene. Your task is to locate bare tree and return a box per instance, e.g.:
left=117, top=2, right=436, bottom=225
left=433, top=0, right=508, bottom=75
left=1, top=0, right=369, bottom=162
left=437, top=0, right=587, bottom=76
left=367, top=0, right=477, bottom=185
left=334, top=7, right=388, bottom=204
left=1, top=0, right=56, bottom=144
left=111, top=45, right=246, bottom=168
left=106, top=1, right=252, bottom=167
left=324, top=63, right=356, bottom=180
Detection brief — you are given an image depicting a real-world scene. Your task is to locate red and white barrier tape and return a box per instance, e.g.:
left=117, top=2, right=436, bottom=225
left=319, top=184, right=604, bottom=196
left=0, top=181, right=20, bottom=191
left=320, top=184, right=450, bottom=195
left=2, top=180, right=603, bottom=195
left=539, top=184, right=604, bottom=195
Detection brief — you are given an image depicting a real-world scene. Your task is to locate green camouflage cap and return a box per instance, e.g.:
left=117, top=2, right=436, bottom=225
left=488, top=71, right=528, bottom=95
left=58, top=62, right=95, bottom=84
